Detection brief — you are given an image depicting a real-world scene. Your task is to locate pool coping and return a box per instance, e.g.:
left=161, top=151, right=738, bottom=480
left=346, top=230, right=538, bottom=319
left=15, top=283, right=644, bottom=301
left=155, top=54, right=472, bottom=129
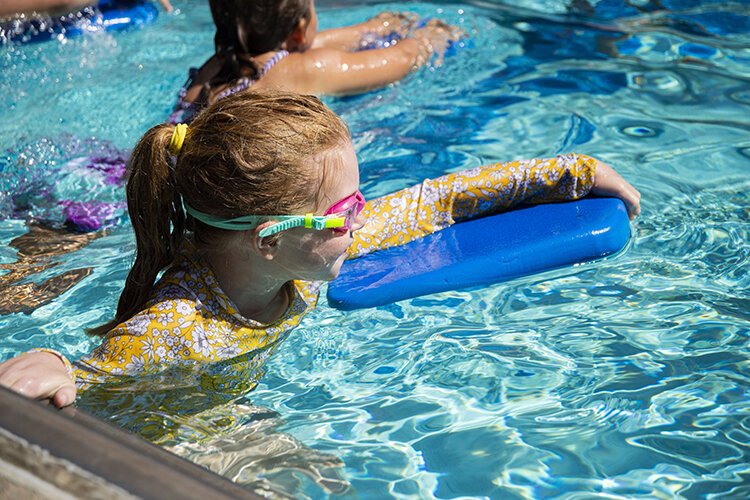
left=0, top=385, right=261, bottom=499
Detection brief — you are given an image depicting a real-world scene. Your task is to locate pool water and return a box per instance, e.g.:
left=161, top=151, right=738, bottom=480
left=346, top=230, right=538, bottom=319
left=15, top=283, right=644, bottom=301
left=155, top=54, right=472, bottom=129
left=1, top=0, right=749, bottom=498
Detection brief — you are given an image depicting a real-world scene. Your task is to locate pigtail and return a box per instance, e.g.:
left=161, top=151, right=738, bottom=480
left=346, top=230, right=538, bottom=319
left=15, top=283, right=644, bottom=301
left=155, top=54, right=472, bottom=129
left=89, top=124, right=186, bottom=336
left=199, top=0, right=263, bottom=94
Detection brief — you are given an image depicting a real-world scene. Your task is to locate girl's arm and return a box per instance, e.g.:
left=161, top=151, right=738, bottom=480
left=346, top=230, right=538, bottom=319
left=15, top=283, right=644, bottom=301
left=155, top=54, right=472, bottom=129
left=296, top=41, right=426, bottom=95
left=311, top=12, right=416, bottom=51
left=0, top=298, right=202, bottom=407
left=348, top=154, right=640, bottom=259
left=293, top=21, right=459, bottom=95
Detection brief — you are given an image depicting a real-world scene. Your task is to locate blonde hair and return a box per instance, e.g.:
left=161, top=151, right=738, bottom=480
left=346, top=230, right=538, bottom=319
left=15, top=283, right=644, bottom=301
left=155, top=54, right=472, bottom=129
left=91, top=89, right=350, bottom=336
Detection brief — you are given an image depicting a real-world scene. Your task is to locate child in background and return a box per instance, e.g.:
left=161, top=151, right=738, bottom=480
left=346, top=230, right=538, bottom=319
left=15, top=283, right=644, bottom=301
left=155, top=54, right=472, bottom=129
left=170, top=0, right=460, bottom=122
left=0, top=89, right=641, bottom=409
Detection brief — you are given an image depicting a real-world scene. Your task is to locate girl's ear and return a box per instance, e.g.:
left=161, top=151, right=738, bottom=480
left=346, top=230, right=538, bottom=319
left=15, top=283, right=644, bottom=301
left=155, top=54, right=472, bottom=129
left=282, top=17, right=309, bottom=51
left=249, top=222, right=280, bottom=261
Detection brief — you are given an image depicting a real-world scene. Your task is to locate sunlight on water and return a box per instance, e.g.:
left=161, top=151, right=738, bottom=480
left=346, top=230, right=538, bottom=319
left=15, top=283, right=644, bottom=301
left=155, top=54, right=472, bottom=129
left=1, top=0, right=749, bottom=498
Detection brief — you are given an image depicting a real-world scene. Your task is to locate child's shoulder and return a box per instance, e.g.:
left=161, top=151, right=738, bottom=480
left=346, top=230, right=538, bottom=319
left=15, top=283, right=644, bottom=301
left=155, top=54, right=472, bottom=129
left=266, top=48, right=352, bottom=95
left=148, top=251, right=218, bottom=306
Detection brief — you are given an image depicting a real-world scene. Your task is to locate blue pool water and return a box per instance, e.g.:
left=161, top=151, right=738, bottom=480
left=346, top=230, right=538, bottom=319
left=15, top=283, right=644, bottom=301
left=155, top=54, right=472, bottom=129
left=1, top=0, right=749, bottom=497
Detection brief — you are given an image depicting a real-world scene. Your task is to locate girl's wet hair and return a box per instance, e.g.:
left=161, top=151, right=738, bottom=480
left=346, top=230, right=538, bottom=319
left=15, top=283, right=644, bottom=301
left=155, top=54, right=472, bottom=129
left=193, top=0, right=312, bottom=101
left=90, top=89, right=349, bottom=336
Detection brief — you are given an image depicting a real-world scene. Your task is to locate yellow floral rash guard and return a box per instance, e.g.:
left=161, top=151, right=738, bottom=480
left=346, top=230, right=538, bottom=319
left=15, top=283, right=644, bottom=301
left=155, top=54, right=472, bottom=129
left=69, top=154, right=596, bottom=393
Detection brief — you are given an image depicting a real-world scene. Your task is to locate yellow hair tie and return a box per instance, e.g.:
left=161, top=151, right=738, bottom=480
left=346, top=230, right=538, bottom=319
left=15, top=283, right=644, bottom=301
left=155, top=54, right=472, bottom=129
left=169, top=123, right=188, bottom=155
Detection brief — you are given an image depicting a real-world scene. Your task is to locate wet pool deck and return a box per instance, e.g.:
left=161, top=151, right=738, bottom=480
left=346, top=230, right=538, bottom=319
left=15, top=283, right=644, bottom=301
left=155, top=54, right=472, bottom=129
left=0, top=386, right=260, bottom=499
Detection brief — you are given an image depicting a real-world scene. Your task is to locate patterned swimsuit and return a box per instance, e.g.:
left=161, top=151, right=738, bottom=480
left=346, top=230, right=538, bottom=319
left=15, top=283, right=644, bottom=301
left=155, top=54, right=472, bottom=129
left=168, top=50, right=289, bottom=125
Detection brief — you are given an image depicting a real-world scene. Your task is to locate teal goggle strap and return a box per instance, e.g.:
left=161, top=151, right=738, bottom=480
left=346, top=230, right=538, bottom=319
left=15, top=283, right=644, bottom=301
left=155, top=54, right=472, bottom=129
left=184, top=203, right=345, bottom=238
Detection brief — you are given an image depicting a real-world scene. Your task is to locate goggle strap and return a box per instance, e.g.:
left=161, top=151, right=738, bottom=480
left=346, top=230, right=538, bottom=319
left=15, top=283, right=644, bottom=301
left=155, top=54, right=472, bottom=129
left=259, top=217, right=304, bottom=237
left=259, top=215, right=345, bottom=237
left=184, top=203, right=261, bottom=230
left=185, top=202, right=347, bottom=237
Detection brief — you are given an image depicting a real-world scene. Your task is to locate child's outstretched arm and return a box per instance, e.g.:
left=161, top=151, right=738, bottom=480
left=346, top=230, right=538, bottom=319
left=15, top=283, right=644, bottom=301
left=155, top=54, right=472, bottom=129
left=348, top=154, right=640, bottom=258
left=312, top=12, right=417, bottom=51
left=295, top=21, right=460, bottom=95
left=0, top=300, right=211, bottom=407
left=0, top=350, right=76, bottom=408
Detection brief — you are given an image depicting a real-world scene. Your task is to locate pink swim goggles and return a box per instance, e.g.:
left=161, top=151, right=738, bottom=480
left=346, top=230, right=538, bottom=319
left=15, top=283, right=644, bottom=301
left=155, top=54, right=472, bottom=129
left=323, top=189, right=366, bottom=234
left=184, top=190, right=366, bottom=237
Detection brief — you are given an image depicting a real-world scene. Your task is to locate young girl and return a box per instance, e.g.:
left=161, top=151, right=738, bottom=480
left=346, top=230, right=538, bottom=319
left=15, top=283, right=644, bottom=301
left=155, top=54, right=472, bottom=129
left=169, top=0, right=460, bottom=123
left=0, top=89, right=641, bottom=409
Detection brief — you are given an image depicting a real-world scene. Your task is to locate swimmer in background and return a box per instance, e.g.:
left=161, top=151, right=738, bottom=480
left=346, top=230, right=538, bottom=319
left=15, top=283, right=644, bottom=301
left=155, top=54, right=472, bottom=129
left=170, top=0, right=462, bottom=122
left=0, top=0, right=172, bottom=18
left=0, top=89, right=640, bottom=411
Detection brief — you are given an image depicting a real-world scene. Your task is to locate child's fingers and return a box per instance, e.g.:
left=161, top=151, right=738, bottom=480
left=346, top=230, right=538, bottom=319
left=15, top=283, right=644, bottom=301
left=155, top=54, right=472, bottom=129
left=0, top=352, right=75, bottom=404
left=625, top=187, right=642, bottom=219
left=52, top=385, right=77, bottom=408
left=616, top=177, right=641, bottom=219
left=591, top=159, right=641, bottom=219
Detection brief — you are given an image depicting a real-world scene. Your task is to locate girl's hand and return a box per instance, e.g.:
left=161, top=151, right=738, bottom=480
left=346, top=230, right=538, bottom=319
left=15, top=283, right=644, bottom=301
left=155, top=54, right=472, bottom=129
left=368, top=11, right=418, bottom=37
left=411, top=19, right=464, bottom=68
left=0, top=352, right=76, bottom=408
left=591, top=159, right=641, bottom=219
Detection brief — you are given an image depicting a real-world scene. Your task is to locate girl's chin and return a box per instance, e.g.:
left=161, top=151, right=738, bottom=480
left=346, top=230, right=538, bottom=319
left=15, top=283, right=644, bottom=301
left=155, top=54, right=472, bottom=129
left=323, top=253, right=348, bottom=280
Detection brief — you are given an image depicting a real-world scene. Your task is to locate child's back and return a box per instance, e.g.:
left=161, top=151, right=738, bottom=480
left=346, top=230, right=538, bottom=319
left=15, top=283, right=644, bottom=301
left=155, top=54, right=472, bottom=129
left=173, top=0, right=460, bottom=122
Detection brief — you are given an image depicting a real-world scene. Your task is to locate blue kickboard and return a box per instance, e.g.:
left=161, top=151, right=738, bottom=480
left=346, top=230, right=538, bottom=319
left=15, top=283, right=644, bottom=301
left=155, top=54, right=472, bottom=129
left=327, top=197, right=631, bottom=310
left=5, top=0, right=157, bottom=44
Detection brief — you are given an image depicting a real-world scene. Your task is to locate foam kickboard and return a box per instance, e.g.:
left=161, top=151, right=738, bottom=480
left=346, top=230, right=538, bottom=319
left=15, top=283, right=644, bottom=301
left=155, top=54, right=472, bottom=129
left=328, top=197, right=630, bottom=310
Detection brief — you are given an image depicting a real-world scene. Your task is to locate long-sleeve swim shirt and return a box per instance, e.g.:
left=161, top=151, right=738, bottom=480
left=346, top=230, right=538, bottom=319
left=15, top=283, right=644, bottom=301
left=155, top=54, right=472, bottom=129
left=67, top=154, right=596, bottom=393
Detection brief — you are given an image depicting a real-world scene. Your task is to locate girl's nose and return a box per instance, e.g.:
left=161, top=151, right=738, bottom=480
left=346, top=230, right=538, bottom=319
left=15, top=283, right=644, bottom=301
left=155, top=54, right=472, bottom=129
left=351, top=211, right=367, bottom=232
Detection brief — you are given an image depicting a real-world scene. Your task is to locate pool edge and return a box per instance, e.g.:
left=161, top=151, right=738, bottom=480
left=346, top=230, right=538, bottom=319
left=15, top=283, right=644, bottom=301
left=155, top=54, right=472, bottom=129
left=0, top=385, right=260, bottom=499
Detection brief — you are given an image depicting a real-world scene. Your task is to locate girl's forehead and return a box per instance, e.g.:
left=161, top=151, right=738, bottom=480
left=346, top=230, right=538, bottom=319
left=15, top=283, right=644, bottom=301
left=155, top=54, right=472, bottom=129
left=316, top=140, right=360, bottom=207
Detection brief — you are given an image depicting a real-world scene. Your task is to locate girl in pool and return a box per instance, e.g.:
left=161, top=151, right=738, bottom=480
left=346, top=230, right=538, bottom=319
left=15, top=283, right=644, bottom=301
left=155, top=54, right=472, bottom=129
left=0, top=89, right=640, bottom=408
left=169, top=0, right=460, bottom=123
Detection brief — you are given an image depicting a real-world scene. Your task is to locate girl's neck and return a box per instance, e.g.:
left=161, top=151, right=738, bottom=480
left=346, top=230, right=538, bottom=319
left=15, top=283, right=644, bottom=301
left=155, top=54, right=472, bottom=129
left=202, top=250, right=290, bottom=324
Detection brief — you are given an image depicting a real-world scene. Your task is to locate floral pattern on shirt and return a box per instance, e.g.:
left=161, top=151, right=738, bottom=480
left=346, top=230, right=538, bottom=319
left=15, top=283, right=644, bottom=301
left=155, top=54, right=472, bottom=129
left=72, top=253, right=320, bottom=390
